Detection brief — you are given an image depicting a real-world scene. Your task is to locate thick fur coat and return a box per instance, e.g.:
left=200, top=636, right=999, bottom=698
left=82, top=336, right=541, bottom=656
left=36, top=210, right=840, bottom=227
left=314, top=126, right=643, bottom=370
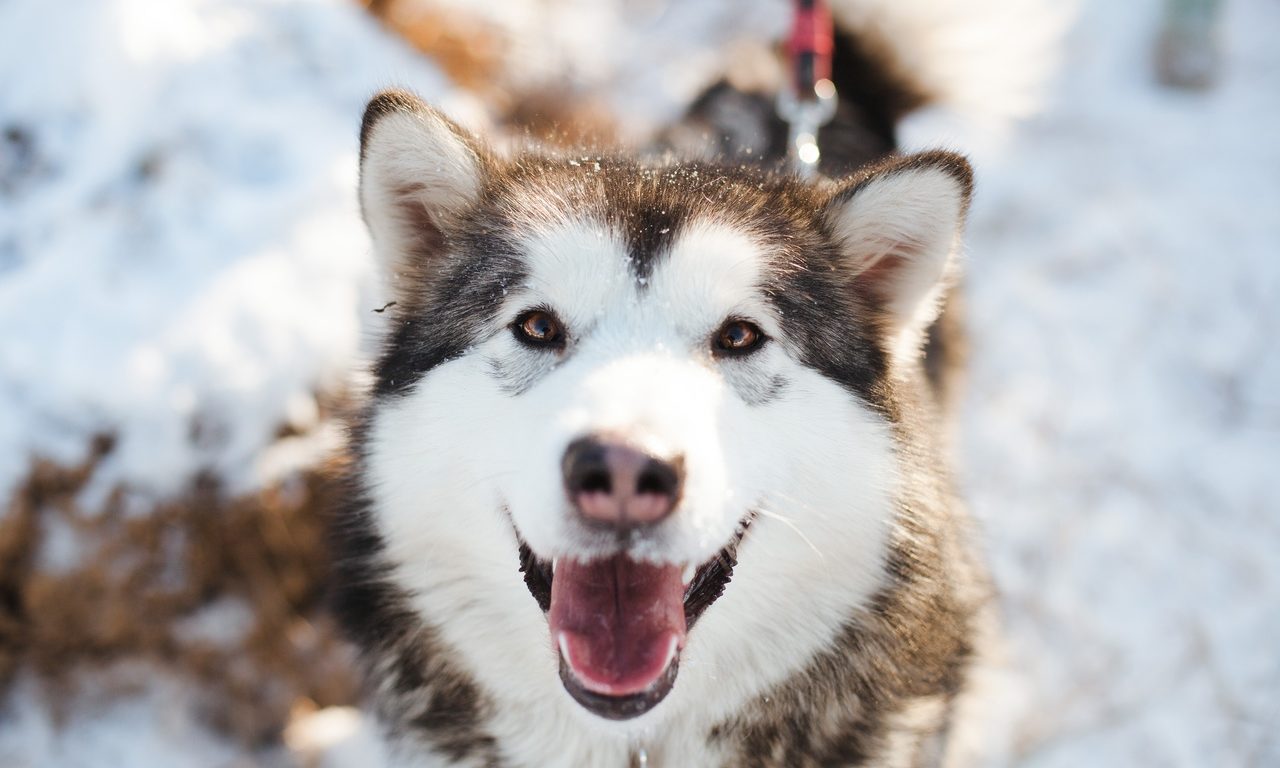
left=329, top=1, right=1049, bottom=763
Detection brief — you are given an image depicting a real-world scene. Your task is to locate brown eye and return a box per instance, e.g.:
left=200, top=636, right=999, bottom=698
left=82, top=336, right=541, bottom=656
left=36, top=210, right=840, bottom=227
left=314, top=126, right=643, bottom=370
left=513, top=309, right=564, bottom=348
left=714, top=319, right=765, bottom=356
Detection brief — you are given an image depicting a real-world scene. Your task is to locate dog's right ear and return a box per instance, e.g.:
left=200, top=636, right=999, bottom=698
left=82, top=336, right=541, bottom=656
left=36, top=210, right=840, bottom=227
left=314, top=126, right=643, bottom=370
left=359, top=90, right=489, bottom=296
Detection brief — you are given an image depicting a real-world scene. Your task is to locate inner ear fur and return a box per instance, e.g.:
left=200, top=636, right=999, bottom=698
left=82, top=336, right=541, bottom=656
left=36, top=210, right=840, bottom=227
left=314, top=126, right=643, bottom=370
left=358, top=89, right=491, bottom=303
left=823, top=151, right=973, bottom=361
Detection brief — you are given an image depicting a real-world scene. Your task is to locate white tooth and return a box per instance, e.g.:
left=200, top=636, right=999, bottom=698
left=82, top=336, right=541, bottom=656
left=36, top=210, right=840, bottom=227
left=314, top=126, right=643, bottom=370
left=557, top=632, right=572, bottom=663
left=682, top=563, right=697, bottom=585
left=662, top=635, right=679, bottom=669
left=552, top=558, right=559, bottom=575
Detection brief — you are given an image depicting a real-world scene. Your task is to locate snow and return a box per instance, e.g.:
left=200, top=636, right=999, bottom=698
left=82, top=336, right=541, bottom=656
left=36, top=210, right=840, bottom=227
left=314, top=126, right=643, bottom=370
left=956, top=1, right=1280, bottom=763
left=285, top=706, right=388, bottom=768
left=0, top=0, right=483, bottom=504
left=1, top=0, right=1277, bottom=764
left=0, top=668, right=245, bottom=768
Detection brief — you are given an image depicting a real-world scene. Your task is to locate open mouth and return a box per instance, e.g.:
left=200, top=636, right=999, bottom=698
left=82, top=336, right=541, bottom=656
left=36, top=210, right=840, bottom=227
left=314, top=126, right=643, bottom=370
left=517, top=519, right=751, bottom=720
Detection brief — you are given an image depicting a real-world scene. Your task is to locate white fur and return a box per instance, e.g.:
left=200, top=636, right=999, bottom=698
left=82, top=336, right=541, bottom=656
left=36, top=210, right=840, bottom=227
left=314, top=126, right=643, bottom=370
left=366, top=214, right=902, bottom=765
left=826, top=165, right=966, bottom=369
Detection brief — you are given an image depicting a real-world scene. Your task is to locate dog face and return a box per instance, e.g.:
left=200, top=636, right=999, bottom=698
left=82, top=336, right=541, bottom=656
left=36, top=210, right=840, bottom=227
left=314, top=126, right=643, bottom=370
left=355, top=91, right=970, bottom=725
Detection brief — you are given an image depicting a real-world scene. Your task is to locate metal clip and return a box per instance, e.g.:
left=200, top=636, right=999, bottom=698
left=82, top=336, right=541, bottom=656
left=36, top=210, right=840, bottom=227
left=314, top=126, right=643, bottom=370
left=776, top=78, right=837, bottom=179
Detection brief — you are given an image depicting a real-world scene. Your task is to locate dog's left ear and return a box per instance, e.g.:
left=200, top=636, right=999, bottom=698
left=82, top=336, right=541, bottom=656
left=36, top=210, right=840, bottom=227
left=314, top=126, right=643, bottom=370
left=824, top=151, right=972, bottom=362
left=359, top=89, right=490, bottom=298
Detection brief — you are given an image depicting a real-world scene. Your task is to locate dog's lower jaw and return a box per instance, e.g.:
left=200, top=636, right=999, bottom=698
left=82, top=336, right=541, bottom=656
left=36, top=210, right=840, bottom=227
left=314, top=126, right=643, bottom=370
left=515, top=515, right=752, bottom=721
left=557, top=651, right=681, bottom=721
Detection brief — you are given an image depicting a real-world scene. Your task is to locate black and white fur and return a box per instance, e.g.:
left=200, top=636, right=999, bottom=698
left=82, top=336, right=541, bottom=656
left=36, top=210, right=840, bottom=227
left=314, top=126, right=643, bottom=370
left=331, top=3, right=1042, bottom=764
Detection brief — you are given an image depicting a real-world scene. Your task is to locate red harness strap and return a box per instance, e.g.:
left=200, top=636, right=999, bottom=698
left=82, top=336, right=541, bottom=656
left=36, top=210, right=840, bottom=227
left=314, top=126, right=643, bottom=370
left=787, top=0, right=834, bottom=101
left=779, top=0, right=838, bottom=177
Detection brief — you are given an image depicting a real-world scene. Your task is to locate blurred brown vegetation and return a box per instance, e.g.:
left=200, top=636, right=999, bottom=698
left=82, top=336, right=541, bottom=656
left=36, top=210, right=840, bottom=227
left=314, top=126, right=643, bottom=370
left=0, top=432, right=358, bottom=747
left=361, top=0, right=622, bottom=146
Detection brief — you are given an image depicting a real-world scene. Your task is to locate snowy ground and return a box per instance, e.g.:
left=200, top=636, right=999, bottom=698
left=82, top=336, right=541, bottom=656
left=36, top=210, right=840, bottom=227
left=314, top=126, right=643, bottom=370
left=0, top=0, right=484, bottom=506
left=1, top=0, right=1277, bottom=765
left=956, top=1, right=1280, bottom=764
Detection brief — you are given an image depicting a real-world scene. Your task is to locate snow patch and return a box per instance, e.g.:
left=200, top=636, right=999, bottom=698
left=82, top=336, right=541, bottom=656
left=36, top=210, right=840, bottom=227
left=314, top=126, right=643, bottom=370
left=0, top=0, right=477, bottom=504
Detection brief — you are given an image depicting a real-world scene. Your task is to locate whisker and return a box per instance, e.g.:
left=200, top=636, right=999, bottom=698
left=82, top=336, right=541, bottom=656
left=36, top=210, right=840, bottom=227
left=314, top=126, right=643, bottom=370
left=754, top=505, right=826, bottom=562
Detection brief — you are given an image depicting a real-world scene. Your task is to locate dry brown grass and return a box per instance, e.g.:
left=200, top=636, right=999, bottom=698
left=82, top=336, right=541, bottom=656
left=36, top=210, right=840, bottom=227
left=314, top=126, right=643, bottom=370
left=361, top=0, right=506, bottom=96
left=0, top=433, right=358, bottom=748
left=359, top=0, right=623, bottom=148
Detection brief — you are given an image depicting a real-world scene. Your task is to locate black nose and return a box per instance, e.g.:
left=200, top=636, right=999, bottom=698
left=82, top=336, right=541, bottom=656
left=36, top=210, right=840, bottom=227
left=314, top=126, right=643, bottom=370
left=562, top=436, right=684, bottom=529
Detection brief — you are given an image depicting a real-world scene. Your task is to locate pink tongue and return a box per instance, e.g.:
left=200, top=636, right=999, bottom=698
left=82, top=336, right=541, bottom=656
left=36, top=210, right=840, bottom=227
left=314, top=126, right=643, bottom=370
left=549, top=555, right=686, bottom=697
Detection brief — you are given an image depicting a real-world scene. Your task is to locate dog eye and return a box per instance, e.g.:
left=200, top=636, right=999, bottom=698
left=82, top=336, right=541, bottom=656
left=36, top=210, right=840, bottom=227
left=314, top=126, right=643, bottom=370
left=513, top=309, right=565, bottom=348
left=713, top=319, right=766, bottom=356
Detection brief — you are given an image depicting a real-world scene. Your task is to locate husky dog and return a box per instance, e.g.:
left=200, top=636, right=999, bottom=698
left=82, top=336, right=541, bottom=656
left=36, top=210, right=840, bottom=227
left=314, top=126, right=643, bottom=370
left=332, top=2, right=1048, bottom=764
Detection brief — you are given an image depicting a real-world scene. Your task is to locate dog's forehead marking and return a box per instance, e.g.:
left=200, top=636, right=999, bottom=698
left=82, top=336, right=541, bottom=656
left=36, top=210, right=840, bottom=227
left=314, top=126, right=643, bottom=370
left=516, top=217, right=632, bottom=329
left=646, top=220, right=769, bottom=334
left=512, top=213, right=770, bottom=339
